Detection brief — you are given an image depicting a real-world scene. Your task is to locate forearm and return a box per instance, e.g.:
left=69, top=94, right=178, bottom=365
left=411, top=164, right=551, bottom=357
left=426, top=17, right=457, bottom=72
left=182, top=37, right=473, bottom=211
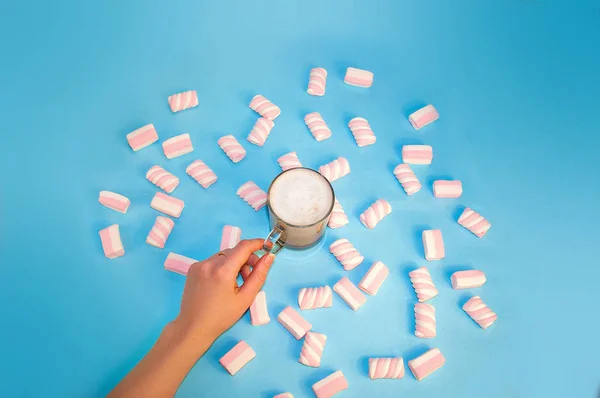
left=108, top=320, right=214, bottom=398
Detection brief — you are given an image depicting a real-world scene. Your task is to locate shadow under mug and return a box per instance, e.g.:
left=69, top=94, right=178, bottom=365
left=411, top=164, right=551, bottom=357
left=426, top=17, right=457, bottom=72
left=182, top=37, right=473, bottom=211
left=262, top=168, right=335, bottom=255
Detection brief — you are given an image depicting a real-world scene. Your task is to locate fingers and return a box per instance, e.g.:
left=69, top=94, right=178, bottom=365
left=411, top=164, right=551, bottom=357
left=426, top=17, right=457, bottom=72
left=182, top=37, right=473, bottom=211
left=247, top=253, right=259, bottom=267
left=223, top=239, right=264, bottom=272
left=239, top=264, right=251, bottom=282
left=239, top=253, right=276, bottom=299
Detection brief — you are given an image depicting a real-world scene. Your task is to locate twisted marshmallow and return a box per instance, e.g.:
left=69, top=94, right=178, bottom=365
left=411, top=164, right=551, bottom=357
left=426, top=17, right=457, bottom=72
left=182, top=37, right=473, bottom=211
left=348, top=117, right=376, bottom=147
left=146, top=216, right=175, bottom=249
left=168, top=90, right=198, bottom=113
left=298, top=286, right=333, bottom=310
left=414, top=303, right=436, bottom=338
left=318, top=157, right=350, bottom=182
left=327, top=199, right=349, bottom=229
left=218, top=135, right=246, bottom=163
left=247, top=118, right=274, bottom=147
left=304, top=112, right=332, bottom=142
left=277, top=151, right=302, bottom=171
left=186, top=160, right=217, bottom=189
left=236, top=181, right=267, bottom=211
left=393, top=164, right=421, bottom=195
left=463, top=296, right=497, bottom=329
left=368, top=357, right=405, bottom=380
left=146, top=165, right=179, bottom=193
left=307, top=67, right=327, bottom=96
left=409, top=267, right=438, bottom=302
left=360, top=199, right=392, bottom=229
left=330, top=238, right=364, bottom=271
left=299, top=332, right=327, bottom=368
left=458, top=208, right=491, bottom=238
left=249, top=94, right=281, bottom=120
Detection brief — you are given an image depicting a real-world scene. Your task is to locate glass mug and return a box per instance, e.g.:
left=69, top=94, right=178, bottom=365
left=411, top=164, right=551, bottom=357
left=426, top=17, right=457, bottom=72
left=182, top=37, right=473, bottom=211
left=262, top=167, right=335, bottom=255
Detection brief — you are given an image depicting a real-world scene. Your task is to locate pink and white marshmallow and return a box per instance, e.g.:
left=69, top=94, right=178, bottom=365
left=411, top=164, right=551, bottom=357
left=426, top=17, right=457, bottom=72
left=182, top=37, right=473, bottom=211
left=99, top=224, right=124, bottom=259
left=98, top=191, right=130, bottom=214
left=348, top=117, right=376, bottom=147
left=307, top=67, right=327, bottom=96
left=408, top=348, right=445, bottom=381
left=219, top=340, right=256, bottom=376
left=409, top=267, right=438, bottom=302
left=274, top=394, right=293, bottom=398
left=277, top=151, right=302, bottom=171
left=330, top=238, right=364, bottom=271
left=393, top=164, right=421, bottom=195
left=402, top=145, right=433, bottom=165
left=249, top=94, right=281, bottom=120
left=220, top=225, right=241, bottom=250
left=164, top=252, right=197, bottom=276
left=305, top=112, right=332, bottom=142
left=312, top=371, right=348, bottom=398
left=277, top=306, right=312, bottom=340
left=127, top=124, right=159, bottom=152
left=334, top=276, right=366, bottom=311
left=458, top=208, right=491, bottom=238
left=414, top=303, right=436, bottom=338
left=463, top=296, right=497, bottom=329
left=146, top=165, right=179, bottom=193
left=409, top=105, right=439, bottom=130
left=250, top=291, right=270, bottom=326
left=236, top=181, right=267, bottom=211
left=168, top=90, right=198, bottom=113
left=298, top=286, right=333, bottom=310
left=319, top=157, right=350, bottom=183
left=218, top=135, right=246, bottom=163
left=433, top=180, right=463, bottom=198
left=422, top=229, right=445, bottom=261
left=299, top=331, right=327, bottom=368
left=368, top=357, right=405, bottom=380
left=451, top=270, right=486, bottom=290
left=186, top=160, right=217, bottom=189
left=146, top=216, right=175, bottom=249
left=344, top=67, right=374, bottom=88
left=359, top=261, right=389, bottom=295
left=150, top=192, right=185, bottom=218
left=162, top=133, right=194, bottom=159
left=328, top=199, right=349, bottom=229
left=247, top=118, right=275, bottom=146
left=360, top=199, right=392, bottom=229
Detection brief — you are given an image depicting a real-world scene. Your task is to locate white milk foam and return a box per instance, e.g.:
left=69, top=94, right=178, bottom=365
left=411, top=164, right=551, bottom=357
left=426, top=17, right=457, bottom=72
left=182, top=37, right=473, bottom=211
left=269, top=168, right=333, bottom=226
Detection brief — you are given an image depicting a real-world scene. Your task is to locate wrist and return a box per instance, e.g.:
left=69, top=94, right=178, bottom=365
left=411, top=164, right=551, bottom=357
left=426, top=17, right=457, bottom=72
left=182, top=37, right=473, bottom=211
left=166, top=318, right=216, bottom=357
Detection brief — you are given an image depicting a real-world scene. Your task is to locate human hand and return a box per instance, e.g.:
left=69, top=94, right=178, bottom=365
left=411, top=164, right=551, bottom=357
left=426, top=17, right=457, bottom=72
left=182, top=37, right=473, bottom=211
left=173, top=239, right=275, bottom=351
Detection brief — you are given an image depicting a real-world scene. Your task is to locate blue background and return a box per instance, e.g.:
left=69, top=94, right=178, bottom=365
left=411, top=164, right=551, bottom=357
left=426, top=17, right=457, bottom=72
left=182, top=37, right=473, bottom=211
left=1, top=1, right=599, bottom=397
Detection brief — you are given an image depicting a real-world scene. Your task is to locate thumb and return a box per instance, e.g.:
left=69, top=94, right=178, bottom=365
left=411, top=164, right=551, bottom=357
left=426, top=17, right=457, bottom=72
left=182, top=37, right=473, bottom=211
left=239, top=253, right=276, bottom=300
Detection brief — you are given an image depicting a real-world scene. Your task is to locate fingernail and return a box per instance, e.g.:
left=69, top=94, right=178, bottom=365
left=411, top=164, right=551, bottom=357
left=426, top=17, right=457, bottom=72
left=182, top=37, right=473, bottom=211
left=265, top=253, right=276, bottom=266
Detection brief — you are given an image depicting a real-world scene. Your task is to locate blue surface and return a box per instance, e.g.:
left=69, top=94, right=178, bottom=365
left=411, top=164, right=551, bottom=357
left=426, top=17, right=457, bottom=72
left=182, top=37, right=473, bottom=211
left=1, top=1, right=600, bottom=397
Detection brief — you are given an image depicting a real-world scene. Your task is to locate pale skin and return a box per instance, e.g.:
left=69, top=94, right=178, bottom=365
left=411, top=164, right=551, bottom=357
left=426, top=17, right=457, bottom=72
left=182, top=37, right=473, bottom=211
left=108, top=239, right=275, bottom=398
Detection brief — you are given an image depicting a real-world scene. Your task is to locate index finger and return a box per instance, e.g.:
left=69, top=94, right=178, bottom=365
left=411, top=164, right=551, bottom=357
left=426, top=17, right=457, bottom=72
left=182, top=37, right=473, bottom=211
left=223, top=239, right=264, bottom=271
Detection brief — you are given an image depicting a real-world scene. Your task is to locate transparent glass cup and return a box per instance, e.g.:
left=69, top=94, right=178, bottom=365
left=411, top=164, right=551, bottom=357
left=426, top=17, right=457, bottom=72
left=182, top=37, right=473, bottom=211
left=262, top=168, right=335, bottom=255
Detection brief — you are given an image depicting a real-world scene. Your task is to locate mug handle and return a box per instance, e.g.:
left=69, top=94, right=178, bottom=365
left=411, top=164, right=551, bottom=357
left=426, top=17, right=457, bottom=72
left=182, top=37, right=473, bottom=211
left=263, top=224, right=286, bottom=255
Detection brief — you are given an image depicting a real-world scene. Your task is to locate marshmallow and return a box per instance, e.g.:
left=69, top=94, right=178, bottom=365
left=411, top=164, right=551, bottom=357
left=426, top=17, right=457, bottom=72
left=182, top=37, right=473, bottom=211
left=451, top=270, right=486, bottom=290
left=334, top=276, right=366, bottom=311
left=162, top=133, right=194, bottom=159
left=305, top=112, right=332, bottom=142
left=220, top=225, right=241, bottom=251
left=307, top=67, right=327, bottom=96
left=146, top=165, right=179, bottom=193
left=409, top=267, right=438, bottom=302
left=414, top=303, right=436, bottom=338
left=319, top=157, right=350, bottom=183
left=368, top=357, right=405, bottom=380
left=236, top=181, right=267, bottom=211
left=344, top=67, right=373, bottom=88
left=146, top=216, right=175, bottom=249
left=463, top=296, right=497, bottom=329
left=328, top=199, right=349, bottom=229
left=408, top=105, right=439, bottom=130
left=219, top=340, right=256, bottom=376
left=247, top=118, right=275, bottom=146
left=312, top=371, right=348, bottom=398
left=358, top=261, right=389, bottom=295
left=168, top=90, right=198, bottom=113
left=393, top=164, right=421, bottom=195
left=298, top=286, right=333, bottom=310
left=186, top=160, right=217, bottom=189
left=277, top=151, right=302, bottom=171
left=277, top=306, right=312, bottom=340
left=402, top=145, right=433, bottom=165
left=218, top=135, right=246, bottom=163
left=150, top=192, right=184, bottom=218
left=126, top=124, right=159, bottom=152
left=250, top=291, right=270, bottom=326
left=458, top=208, right=491, bottom=238
left=360, top=199, right=392, bottom=229
left=273, top=394, right=293, bottom=398
left=348, top=117, right=376, bottom=147
left=299, top=331, right=327, bottom=368
left=249, top=94, right=281, bottom=120
left=98, top=191, right=130, bottom=214
left=408, top=348, right=445, bottom=381
left=330, top=238, right=364, bottom=271
left=164, top=252, right=197, bottom=276
left=433, top=180, right=463, bottom=198
left=422, top=229, right=445, bottom=261
left=99, top=224, right=124, bottom=259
